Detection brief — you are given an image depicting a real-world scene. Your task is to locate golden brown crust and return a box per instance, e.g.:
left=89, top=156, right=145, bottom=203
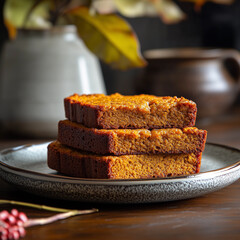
left=64, top=93, right=197, bottom=129
left=58, top=120, right=207, bottom=155
left=47, top=141, right=202, bottom=179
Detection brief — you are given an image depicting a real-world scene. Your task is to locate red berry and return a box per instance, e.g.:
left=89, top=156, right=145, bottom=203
left=0, top=227, right=7, bottom=236
left=0, top=211, right=9, bottom=221
left=7, top=215, right=16, bottom=225
left=16, top=221, right=23, bottom=227
left=12, top=230, right=20, bottom=240
left=10, top=210, right=18, bottom=218
left=0, top=221, right=7, bottom=229
left=18, top=227, right=25, bottom=237
left=0, top=228, right=8, bottom=238
left=10, top=226, right=19, bottom=232
left=18, top=213, right=28, bottom=223
left=0, top=209, right=28, bottom=240
left=3, top=223, right=9, bottom=229
left=7, top=232, right=13, bottom=239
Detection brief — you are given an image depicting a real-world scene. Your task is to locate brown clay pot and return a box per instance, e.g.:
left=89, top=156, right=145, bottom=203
left=138, top=48, right=240, bottom=118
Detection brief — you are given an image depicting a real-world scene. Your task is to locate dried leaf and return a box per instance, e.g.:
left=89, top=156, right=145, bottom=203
left=150, top=0, right=186, bottom=24
left=114, top=0, right=185, bottom=24
left=91, top=0, right=117, bottom=14
left=3, top=19, right=17, bottom=39
left=67, top=7, right=146, bottom=70
left=114, top=0, right=159, bottom=17
left=181, top=0, right=234, bottom=11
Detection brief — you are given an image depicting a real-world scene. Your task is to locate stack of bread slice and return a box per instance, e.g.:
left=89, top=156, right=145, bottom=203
left=48, top=93, right=207, bottom=179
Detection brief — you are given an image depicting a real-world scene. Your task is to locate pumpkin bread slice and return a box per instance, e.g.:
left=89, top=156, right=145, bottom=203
left=64, top=93, right=197, bottom=129
left=58, top=120, right=207, bottom=155
left=48, top=141, right=202, bottom=179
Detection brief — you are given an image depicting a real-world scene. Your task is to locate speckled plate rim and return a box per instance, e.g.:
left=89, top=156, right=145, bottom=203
left=0, top=142, right=240, bottom=186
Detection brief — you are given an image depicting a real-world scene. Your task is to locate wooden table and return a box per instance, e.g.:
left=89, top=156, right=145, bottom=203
left=0, top=107, right=240, bottom=240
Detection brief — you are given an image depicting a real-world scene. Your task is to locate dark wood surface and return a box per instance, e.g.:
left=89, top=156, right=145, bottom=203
left=0, top=107, right=240, bottom=240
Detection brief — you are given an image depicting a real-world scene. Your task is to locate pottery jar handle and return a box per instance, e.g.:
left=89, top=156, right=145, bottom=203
left=222, top=51, right=240, bottom=87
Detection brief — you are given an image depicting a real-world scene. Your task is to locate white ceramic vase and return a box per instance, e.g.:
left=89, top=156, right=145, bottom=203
left=0, top=26, right=106, bottom=137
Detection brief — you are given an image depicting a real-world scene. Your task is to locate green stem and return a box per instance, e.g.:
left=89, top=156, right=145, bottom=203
left=0, top=200, right=98, bottom=214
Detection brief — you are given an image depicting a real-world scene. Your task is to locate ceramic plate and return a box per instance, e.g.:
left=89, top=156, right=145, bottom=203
left=0, top=142, right=240, bottom=204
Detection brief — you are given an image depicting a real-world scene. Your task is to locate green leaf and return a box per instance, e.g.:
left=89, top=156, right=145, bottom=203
left=4, top=0, right=51, bottom=29
left=67, top=7, right=146, bottom=70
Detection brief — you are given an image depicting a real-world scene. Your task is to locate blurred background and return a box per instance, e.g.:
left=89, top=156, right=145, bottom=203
left=0, top=0, right=240, bottom=148
left=1, top=1, right=240, bottom=95
left=101, top=1, right=240, bottom=97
